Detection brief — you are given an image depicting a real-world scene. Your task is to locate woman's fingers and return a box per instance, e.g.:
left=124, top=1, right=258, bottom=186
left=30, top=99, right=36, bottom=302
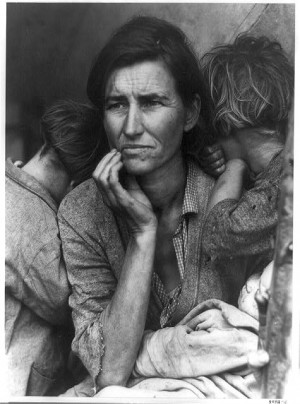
left=108, top=160, right=133, bottom=207
left=92, top=150, right=156, bottom=232
left=93, top=149, right=118, bottom=179
left=97, top=151, right=121, bottom=186
left=97, top=153, right=152, bottom=220
left=195, top=319, right=211, bottom=331
left=186, top=312, right=208, bottom=329
left=93, top=150, right=123, bottom=207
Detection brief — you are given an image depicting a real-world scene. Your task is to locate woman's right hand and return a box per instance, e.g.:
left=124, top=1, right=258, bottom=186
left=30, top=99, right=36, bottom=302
left=92, top=149, right=157, bottom=235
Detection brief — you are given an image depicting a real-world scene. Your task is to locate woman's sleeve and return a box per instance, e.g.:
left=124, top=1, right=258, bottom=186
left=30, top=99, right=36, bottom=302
left=58, top=210, right=117, bottom=382
left=202, top=177, right=280, bottom=259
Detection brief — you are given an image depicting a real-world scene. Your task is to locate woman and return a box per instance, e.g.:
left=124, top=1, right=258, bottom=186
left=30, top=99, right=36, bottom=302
left=58, top=17, right=274, bottom=393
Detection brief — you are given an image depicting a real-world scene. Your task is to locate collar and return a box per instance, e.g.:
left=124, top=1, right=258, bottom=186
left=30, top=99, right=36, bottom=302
left=181, top=159, right=199, bottom=216
left=5, top=158, right=58, bottom=213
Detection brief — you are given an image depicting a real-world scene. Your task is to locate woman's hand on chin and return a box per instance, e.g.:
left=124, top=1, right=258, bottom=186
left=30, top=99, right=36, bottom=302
left=93, top=149, right=157, bottom=235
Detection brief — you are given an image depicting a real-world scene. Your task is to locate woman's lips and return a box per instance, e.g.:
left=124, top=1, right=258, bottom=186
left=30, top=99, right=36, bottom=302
left=121, top=145, right=152, bottom=154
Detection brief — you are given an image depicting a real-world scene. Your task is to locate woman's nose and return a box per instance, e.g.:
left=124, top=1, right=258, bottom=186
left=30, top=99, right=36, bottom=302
left=123, top=105, right=143, bottom=138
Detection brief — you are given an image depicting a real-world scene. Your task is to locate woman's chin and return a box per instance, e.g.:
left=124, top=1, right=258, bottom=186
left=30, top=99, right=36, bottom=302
left=123, top=160, right=153, bottom=176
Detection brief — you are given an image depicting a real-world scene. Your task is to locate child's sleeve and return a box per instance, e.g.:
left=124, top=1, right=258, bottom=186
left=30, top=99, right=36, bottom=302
left=202, top=159, right=282, bottom=259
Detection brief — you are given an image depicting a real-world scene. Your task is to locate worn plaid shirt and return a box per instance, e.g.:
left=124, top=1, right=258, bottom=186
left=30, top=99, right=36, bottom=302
left=151, top=161, right=199, bottom=327
left=59, top=151, right=279, bottom=382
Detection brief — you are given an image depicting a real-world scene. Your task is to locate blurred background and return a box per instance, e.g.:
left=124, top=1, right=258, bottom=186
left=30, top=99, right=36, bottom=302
left=6, top=2, right=295, bottom=163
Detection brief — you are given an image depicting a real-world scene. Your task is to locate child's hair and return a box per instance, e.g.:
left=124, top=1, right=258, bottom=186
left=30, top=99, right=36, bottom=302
left=201, top=33, right=294, bottom=138
left=40, top=100, right=109, bottom=186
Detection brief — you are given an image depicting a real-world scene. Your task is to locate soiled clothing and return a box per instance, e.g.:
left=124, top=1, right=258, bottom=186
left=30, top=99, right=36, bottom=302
left=122, top=298, right=263, bottom=399
left=202, top=152, right=282, bottom=260
left=5, top=159, right=72, bottom=396
left=115, top=299, right=260, bottom=399
left=58, top=159, right=274, bottom=382
left=67, top=299, right=260, bottom=399
left=97, top=375, right=258, bottom=399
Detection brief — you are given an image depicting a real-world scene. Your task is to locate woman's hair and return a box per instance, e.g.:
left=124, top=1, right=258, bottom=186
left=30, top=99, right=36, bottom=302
left=201, top=33, right=294, bottom=138
left=40, top=100, right=109, bottom=186
left=87, top=15, right=212, bottom=157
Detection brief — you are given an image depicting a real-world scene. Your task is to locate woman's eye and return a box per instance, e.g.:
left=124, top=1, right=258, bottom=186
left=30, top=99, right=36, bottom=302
left=106, top=103, right=126, bottom=110
left=142, top=100, right=161, bottom=108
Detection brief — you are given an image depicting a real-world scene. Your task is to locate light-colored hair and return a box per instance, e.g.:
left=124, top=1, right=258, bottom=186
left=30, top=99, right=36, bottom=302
left=201, top=33, right=294, bottom=138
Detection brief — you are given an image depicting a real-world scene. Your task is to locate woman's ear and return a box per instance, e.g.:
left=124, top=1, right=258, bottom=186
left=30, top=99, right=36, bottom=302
left=183, top=94, right=201, bottom=132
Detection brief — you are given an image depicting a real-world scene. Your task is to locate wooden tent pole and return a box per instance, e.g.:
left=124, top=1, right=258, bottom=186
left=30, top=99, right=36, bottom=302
left=261, top=106, right=294, bottom=398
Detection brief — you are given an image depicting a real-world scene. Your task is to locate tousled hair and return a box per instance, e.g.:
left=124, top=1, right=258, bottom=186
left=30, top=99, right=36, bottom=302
left=40, top=100, right=109, bottom=186
left=201, top=33, right=294, bottom=138
left=87, top=15, right=212, bottom=157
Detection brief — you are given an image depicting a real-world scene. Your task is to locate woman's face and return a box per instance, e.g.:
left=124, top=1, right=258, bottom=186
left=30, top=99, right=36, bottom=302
left=103, top=60, right=193, bottom=176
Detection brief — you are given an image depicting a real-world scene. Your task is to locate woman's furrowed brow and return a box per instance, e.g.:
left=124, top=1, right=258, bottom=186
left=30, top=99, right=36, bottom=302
left=105, top=92, right=169, bottom=102
left=105, top=95, right=127, bottom=103
left=138, top=93, right=169, bottom=101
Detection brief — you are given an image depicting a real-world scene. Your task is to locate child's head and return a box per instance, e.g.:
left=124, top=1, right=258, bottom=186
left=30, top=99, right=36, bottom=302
left=40, top=100, right=109, bottom=187
left=201, top=33, right=294, bottom=139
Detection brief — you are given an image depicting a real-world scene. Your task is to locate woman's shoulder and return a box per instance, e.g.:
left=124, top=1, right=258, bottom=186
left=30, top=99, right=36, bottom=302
left=58, top=178, right=126, bottom=255
left=58, top=178, right=111, bottom=223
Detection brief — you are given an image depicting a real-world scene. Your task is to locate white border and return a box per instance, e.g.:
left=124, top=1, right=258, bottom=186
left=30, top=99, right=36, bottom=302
left=1, top=1, right=298, bottom=403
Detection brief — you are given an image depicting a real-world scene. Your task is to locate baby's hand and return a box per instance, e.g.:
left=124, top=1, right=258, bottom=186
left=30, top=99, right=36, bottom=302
left=238, top=272, right=260, bottom=319
left=193, top=309, right=231, bottom=331
left=199, top=144, right=226, bottom=178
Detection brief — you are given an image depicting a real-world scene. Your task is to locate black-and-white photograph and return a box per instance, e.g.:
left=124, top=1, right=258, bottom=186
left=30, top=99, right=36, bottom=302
left=3, top=1, right=298, bottom=402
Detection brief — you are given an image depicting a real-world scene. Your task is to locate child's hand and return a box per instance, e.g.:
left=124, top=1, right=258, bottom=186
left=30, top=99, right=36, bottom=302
left=199, top=144, right=226, bottom=178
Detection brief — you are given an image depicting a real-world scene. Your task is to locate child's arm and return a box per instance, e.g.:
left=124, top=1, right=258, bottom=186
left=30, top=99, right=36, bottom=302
left=207, top=159, right=249, bottom=212
left=203, top=154, right=282, bottom=259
